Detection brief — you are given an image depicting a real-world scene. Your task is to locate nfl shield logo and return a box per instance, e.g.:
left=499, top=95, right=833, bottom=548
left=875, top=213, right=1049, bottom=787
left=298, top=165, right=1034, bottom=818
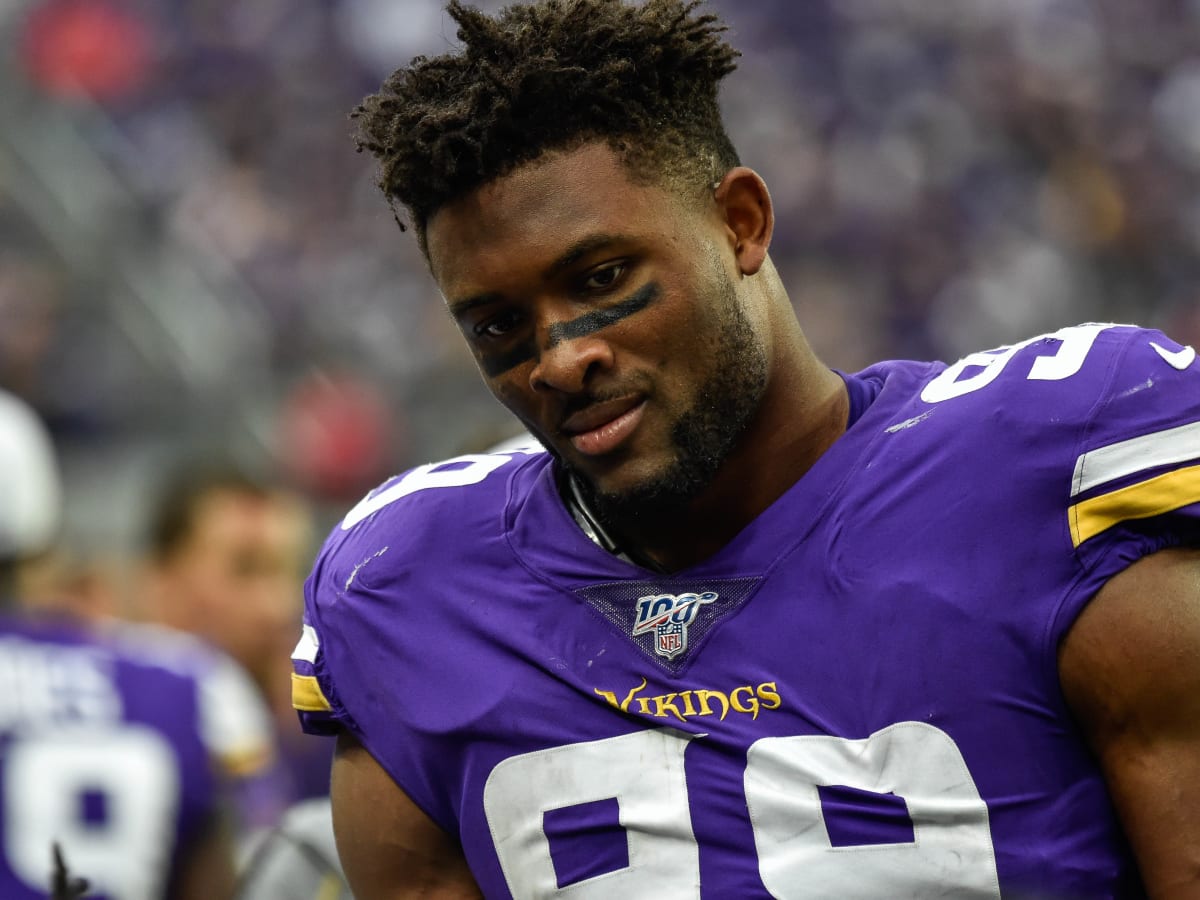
left=632, top=591, right=718, bottom=660
left=657, top=626, right=684, bottom=656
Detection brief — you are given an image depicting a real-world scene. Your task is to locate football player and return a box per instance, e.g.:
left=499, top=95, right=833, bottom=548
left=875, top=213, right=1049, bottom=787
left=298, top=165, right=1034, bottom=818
left=141, top=462, right=324, bottom=821
left=294, top=1, right=1200, bottom=897
left=0, top=387, right=241, bottom=899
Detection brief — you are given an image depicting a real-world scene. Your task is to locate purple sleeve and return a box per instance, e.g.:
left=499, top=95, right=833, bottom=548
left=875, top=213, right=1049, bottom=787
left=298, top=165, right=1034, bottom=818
left=1068, top=328, right=1200, bottom=570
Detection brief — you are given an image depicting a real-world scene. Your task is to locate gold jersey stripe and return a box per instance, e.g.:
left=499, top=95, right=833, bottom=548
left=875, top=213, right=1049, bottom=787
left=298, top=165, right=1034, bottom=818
left=291, top=672, right=333, bottom=712
left=1070, top=463, right=1200, bottom=546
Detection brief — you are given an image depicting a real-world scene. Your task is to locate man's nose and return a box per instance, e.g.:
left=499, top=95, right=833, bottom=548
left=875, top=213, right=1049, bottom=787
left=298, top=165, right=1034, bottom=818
left=528, top=312, right=615, bottom=394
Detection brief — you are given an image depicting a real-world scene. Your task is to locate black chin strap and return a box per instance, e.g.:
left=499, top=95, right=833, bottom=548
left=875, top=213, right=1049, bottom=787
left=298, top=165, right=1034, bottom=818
left=559, top=471, right=668, bottom=573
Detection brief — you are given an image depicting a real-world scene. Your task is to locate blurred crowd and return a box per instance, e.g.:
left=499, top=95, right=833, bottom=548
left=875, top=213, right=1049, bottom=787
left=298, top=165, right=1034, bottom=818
left=722, top=0, right=1200, bottom=372
left=1, top=0, right=1200, bottom=845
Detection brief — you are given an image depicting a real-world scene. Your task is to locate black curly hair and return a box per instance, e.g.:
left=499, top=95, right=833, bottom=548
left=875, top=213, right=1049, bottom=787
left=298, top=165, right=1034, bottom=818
left=352, top=0, right=741, bottom=252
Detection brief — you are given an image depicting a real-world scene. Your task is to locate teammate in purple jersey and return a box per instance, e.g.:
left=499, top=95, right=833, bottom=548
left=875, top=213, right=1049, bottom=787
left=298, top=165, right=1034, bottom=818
left=0, top=388, right=238, bottom=900
left=292, top=1, right=1200, bottom=896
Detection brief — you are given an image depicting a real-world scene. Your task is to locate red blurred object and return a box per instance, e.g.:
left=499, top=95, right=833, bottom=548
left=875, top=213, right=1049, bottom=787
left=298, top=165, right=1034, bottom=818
left=20, top=0, right=152, bottom=102
left=278, top=372, right=396, bottom=501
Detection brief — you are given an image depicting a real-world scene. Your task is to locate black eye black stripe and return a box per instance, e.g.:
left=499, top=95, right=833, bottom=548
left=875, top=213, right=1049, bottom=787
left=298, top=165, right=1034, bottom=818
left=479, top=282, right=659, bottom=377
left=547, top=282, right=657, bottom=348
left=481, top=339, right=537, bottom=377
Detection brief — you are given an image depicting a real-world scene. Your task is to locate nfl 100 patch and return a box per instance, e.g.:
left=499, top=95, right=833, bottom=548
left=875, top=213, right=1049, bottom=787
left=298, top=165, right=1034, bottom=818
left=574, top=578, right=761, bottom=673
left=632, top=592, right=718, bottom=660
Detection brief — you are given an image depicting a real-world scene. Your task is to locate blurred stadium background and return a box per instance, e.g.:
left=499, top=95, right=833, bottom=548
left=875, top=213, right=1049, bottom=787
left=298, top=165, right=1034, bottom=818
left=2, top=0, right=1199, bottom=581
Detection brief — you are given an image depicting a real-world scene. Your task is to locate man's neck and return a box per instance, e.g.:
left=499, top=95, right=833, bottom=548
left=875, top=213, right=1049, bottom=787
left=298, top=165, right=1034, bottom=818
left=569, top=363, right=851, bottom=573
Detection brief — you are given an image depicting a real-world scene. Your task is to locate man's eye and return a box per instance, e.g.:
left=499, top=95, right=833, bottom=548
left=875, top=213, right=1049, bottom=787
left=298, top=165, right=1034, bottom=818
left=475, top=310, right=523, bottom=339
left=582, top=263, right=625, bottom=291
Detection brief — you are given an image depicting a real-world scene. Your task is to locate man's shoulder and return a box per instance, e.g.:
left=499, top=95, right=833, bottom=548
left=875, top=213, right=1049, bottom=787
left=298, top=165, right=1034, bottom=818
left=296, top=446, right=552, bottom=721
left=844, top=324, right=1200, bottom=519
left=311, top=445, right=550, bottom=588
left=858, top=323, right=1200, bottom=560
left=872, top=323, right=1195, bottom=435
left=916, top=323, right=1135, bottom=404
left=0, top=615, right=211, bottom=755
left=103, top=619, right=231, bottom=674
left=0, top=615, right=198, bottom=686
left=83, top=621, right=278, bottom=777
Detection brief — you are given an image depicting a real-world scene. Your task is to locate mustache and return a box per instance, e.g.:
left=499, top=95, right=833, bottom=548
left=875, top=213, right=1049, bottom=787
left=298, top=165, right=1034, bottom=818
left=559, top=384, right=650, bottom=420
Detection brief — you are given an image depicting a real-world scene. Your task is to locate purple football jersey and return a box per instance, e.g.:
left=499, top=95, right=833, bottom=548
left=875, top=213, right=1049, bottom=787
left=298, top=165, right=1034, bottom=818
left=0, top=615, right=219, bottom=899
left=294, top=324, right=1200, bottom=898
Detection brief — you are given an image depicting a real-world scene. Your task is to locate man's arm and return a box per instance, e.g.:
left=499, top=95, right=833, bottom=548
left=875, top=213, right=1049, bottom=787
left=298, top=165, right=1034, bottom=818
left=330, top=732, right=483, bottom=900
left=1059, top=547, right=1200, bottom=897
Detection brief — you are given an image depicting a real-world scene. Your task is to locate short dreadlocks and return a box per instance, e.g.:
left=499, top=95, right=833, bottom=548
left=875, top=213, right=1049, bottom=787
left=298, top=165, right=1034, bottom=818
left=353, top=0, right=741, bottom=252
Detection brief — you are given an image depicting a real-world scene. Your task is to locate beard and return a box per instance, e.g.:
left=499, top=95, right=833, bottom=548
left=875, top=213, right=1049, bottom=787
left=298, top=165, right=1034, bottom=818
left=569, top=265, right=769, bottom=530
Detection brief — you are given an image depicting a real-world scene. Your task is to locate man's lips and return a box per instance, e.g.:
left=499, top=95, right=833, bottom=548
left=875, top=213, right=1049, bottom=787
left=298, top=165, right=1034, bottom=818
left=561, top=395, right=643, bottom=434
left=560, top=396, right=646, bottom=456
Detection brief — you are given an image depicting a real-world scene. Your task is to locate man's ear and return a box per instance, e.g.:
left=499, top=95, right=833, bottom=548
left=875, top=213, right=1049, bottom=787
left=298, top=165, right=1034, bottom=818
left=713, top=167, right=774, bottom=276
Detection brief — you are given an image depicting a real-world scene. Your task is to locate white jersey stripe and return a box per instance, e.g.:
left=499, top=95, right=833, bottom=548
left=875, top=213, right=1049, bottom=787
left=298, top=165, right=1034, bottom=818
left=292, top=623, right=320, bottom=664
left=1071, top=418, right=1200, bottom=497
